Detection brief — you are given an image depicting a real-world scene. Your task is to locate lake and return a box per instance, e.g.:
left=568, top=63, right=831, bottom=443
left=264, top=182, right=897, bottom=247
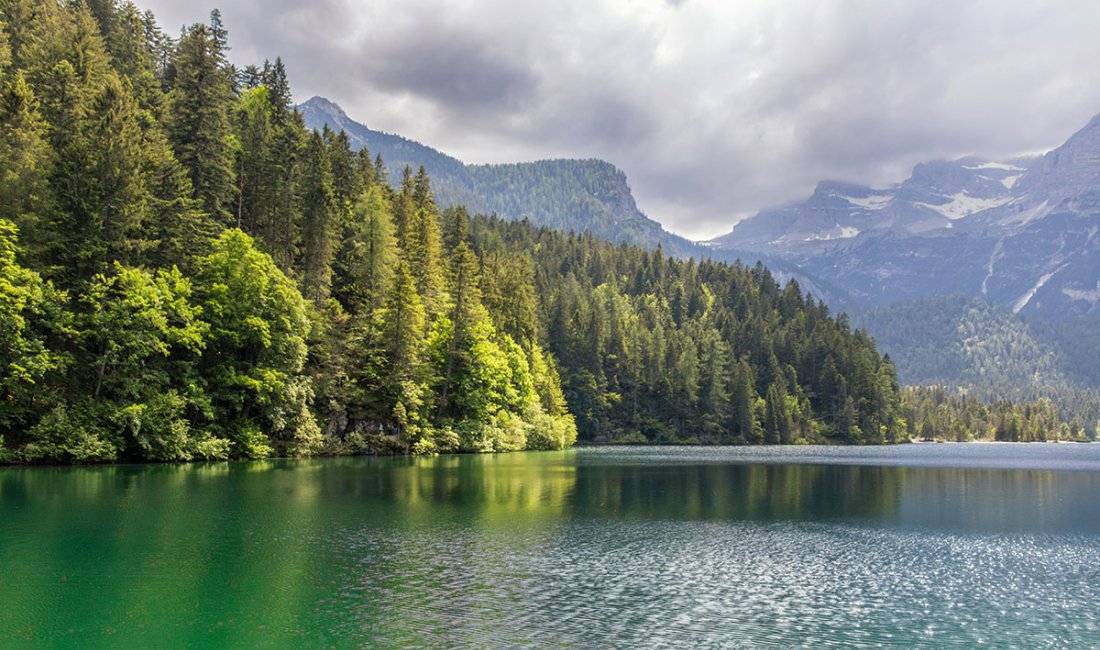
left=3, top=443, right=1100, bottom=647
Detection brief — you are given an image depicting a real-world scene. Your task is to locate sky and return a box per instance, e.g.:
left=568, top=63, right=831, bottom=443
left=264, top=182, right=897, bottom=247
left=139, top=0, right=1100, bottom=240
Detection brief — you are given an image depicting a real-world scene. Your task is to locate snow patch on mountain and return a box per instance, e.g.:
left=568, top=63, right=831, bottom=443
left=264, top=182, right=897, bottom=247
left=703, top=112, right=1100, bottom=319
left=916, top=192, right=1014, bottom=220
left=805, top=226, right=861, bottom=241
left=1013, top=266, right=1067, bottom=314
left=963, top=161, right=1026, bottom=172
left=841, top=194, right=893, bottom=210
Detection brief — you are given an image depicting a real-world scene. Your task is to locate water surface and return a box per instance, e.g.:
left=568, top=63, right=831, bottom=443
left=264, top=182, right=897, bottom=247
left=2, top=444, right=1099, bottom=647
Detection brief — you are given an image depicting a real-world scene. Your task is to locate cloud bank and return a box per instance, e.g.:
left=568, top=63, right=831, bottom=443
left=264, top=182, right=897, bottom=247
left=142, top=0, right=1100, bottom=239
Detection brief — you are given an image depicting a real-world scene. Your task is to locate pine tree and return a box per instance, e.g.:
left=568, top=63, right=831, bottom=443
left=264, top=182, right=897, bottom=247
left=406, top=167, right=447, bottom=316
left=0, top=70, right=52, bottom=260
left=437, top=240, right=487, bottom=418
left=138, top=105, right=215, bottom=270
left=729, top=357, right=760, bottom=443
left=233, top=85, right=275, bottom=232
left=165, top=21, right=235, bottom=224
left=332, top=183, right=396, bottom=314
left=0, top=0, right=40, bottom=69
left=300, top=130, right=336, bottom=303
left=267, top=107, right=306, bottom=271
left=325, top=127, right=361, bottom=216
left=86, top=73, right=149, bottom=266
left=764, top=380, right=792, bottom=444
left=393, top=165, right=414, bottom=248
left=382, top=259, right=426, bottom=383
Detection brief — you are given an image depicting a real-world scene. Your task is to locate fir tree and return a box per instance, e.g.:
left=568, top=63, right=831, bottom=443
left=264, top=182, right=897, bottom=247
left=165, top=22, right=234, bottom=224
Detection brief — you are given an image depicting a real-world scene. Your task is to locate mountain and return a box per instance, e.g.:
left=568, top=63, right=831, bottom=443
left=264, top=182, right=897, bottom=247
left=707, top=114, right=1100, bottom=320
left=299, top=96, right=700, bottom=256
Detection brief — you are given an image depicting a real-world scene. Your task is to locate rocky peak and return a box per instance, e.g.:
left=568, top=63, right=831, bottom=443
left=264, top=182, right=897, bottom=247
left=1033, top=112, right=1100, bottom=197
left=300, top=96, right=349, bottom=122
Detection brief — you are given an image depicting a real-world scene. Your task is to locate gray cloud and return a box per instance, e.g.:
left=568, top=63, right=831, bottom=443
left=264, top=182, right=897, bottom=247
left=360, top=39, right=536, bottom=110
left=138, top=0, right=1100, bottom=240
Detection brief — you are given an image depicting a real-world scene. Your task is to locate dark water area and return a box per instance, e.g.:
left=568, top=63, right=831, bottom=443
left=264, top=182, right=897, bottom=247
left=3, top=444, right=1099, bottom=647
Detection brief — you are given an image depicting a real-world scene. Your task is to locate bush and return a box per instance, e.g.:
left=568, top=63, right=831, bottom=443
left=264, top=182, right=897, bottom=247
left=19, top=404, right=117, bottom=462
left=525, top=413, right=578, bottom=450
left=231, top=423, right=274, bottom=459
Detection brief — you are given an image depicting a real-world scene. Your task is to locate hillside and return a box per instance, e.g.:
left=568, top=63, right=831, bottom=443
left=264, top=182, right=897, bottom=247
left=856, top=295, right=1100, bottom=431
left=299, top=96, right=701, bottom=256
left=857, top=295, right=1066, bottom=389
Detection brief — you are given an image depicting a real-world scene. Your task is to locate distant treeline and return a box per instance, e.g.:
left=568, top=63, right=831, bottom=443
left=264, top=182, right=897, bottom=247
left=860, top=295, right=1100, bottom=436
left=903, top=386, right=1087, bottom=442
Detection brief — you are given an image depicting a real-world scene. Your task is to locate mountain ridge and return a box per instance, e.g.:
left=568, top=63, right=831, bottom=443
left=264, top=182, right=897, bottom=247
left=299, top=96, right=702, bottom=257
left=706, top=112, right=1100, bottom=320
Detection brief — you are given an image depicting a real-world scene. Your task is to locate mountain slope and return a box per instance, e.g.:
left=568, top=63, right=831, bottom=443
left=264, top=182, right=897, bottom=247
left=855, top=295, right=1066, bottom=389
left=855, top=294, right=1100, bottom=431
left=299, top=96, right=700, bottom=256
left=707, top=114, right=1100, bottom=320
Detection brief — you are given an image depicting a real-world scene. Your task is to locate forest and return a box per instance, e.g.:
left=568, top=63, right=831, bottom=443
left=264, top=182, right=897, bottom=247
left=859, top=295, right=1100, bottom=437
left=0, top=1, right=1075, bottom=464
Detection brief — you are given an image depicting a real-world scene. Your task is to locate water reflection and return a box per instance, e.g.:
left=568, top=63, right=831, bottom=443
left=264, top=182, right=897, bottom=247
left=571, top=463, right=902, bottom=524
left=3, top=448, right=1100, bottom=646
left=567, top=460, right=1100, bottom=535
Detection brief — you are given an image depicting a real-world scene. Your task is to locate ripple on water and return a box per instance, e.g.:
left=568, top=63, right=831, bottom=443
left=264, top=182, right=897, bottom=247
left=316, top=518, right=1100, bottom=648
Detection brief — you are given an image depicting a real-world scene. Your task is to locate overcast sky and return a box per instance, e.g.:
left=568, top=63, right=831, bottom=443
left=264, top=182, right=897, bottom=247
left=140, top=0, right=1100, bottom=240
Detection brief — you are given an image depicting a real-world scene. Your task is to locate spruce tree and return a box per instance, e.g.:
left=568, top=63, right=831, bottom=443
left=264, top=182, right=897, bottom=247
left=300, top=130, right=336, bottom=303
left=0, top=71, right=52, bottom=260
left=165, top=21, right=234, bottom=224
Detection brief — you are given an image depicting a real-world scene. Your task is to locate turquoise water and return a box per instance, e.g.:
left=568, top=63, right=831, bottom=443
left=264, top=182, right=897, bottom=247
left=2, top=444, right=1099, bottom=647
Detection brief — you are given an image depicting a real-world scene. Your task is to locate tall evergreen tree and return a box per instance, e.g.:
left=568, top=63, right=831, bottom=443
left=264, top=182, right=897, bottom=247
left=165, top=21, right=234, bottom=224
left=0, top=70, right=52, bottom=259
left=300, top=130, right=336, bottom=303
left=332, top=183, right=397, bottom=314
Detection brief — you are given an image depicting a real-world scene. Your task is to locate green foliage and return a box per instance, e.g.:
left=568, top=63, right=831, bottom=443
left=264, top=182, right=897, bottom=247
left=469, top=217, right=908, bottom=445
left=165, top=21, right=234, bottom=224
left=0, top=220, right=68, bottom=434
left=117, top=391, right=229, bottom=461
left=194, top=229, right=320, bottom=457
left=903, top=386, right=1079, bottom=442
left=84, top=263, right=206, bottom=400
left=332, top=183, right=396, bottom=312
left=300, top=130, right=337, bottom=303
left=20, top=403, right=117, bottom=463
left=0, top=3, right=932, bottom=463
left=0, top=71, right=52, bottom=254
left=525, top=410, right=579, bottom=450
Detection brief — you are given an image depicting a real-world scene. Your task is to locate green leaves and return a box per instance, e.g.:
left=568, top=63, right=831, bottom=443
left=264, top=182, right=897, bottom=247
left=0, top=220, right=68, bottom=434
left=195, top=229, right=318, bottom=457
